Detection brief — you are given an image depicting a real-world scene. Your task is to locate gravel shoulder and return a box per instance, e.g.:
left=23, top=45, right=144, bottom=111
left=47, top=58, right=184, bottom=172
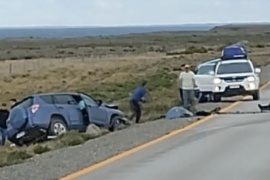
left=0, top=102, right=231, bottom=180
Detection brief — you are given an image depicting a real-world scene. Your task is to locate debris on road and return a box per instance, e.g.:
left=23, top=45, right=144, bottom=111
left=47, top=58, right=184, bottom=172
left=165, top=106, right=222, bottom=120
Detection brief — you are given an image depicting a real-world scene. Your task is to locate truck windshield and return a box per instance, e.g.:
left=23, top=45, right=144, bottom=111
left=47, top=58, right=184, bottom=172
left=216, top=62, right=252, bottom=74
left=197, top=65, right=215, bottom=75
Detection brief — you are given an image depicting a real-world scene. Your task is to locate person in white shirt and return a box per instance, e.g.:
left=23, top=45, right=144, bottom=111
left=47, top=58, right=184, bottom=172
left=178, top=64, right=197, bottom=111
left=178, top=64, right=186, bottom=104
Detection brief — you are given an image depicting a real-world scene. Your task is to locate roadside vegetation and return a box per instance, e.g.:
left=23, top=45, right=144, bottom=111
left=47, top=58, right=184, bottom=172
left=0, top=130, right=108, bottom=167
left=0, top=27, right=270, bottom=167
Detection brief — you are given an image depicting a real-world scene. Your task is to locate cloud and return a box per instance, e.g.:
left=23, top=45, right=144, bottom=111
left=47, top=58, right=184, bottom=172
left=93, top=0, right=123, bottom=9
left=0, top=0, right=268, bottom=27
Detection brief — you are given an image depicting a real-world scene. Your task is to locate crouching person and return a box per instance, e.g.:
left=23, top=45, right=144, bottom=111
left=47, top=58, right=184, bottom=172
left=129, top=80, right=149, bottom=124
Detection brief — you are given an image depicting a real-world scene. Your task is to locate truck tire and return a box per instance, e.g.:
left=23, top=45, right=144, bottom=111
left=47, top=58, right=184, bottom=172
left=213, top=94, right=222, bottom=102
left=252, top=90, right=260, bottom=101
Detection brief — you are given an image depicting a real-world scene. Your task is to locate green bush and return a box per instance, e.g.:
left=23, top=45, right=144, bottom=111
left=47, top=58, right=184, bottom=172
left=181, top=46, right=208, bottom=54
left=33, top=145, right=51, bottom=154
left=256, top=44, right=265, bottom=48
left=6, top=151, right=32, bottom=165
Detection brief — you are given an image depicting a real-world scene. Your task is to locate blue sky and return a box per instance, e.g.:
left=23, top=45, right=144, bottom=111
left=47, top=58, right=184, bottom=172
left=0, top=0, right=268, bottom=27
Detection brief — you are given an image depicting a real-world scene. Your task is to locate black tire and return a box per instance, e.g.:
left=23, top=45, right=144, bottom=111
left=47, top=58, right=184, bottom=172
left=109, top=115, right=121, bottom=132
left=252, top=90, right=260, bottom=100
left=48, top=116, right=68, bottom=136
left=213, top=94, right=222, bottom=102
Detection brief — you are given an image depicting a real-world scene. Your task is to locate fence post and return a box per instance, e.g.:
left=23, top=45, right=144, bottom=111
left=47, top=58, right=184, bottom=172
left=9, top=63, right=12, bottom=74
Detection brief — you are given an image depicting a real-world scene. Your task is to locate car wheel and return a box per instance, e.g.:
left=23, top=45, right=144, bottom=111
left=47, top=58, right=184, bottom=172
left=48, top=116, right=68, bottom=136
left=213, top=94, right=222, bottom=102
left=252, top=90, right=260, bottom=101
left=109, top=116, right=121, bottom=132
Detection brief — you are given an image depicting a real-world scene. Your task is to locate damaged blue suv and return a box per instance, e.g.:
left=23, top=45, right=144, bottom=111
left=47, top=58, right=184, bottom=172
left=6, top=92, right=125, bottom=145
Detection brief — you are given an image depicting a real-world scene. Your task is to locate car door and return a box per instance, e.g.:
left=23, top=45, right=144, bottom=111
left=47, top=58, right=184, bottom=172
left=79, top=94, right=108, bottom=126
left=194, top=64, right=216, bottom=92
left=53, top=94, right=84, bottom=129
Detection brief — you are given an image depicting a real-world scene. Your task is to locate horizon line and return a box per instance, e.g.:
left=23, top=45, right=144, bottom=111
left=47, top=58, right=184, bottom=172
left=0, top=22, right=269, bottom=29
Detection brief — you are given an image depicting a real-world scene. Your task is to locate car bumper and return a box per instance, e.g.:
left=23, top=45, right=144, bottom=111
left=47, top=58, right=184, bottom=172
left=213, top=85, right=258, bottom=97
left=6, top=126, right=19, bottom=140
left=7, top=126, right=47, bottom=145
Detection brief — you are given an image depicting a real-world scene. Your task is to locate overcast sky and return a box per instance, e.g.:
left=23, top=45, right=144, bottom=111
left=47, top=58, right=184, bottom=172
left=0, top=0, right=268, bottom=27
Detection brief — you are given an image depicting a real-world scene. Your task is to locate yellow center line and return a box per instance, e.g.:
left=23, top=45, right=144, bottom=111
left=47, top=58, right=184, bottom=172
left=59, top=81, right=270, bottom=180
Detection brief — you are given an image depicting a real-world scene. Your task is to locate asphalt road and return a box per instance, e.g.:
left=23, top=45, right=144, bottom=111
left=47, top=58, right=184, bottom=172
left=76, top=85, right=270, bottom=180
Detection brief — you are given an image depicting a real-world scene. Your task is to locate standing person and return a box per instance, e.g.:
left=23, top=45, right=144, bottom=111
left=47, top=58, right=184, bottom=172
left=178, top=64, right=186, bottom=104
left=179, top=64, right=197, bottom=111
left=129, top=80, right=149, bottom=124
left=0, top=103, right=9, bottom=146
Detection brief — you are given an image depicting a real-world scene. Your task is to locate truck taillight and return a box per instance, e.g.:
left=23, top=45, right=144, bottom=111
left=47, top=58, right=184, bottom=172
left=31, top=104, right=40, bottom=113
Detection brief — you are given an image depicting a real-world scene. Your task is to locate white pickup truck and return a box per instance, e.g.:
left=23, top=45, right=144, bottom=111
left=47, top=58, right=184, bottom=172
left=212, top=58, right=261, bottom=102
left=194, top=58, right=220, bottom=102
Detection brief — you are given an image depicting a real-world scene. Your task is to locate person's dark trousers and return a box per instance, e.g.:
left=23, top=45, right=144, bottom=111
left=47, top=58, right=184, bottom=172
left=0, top=109, right=8, bottom=146
left=0, top=128, right=6, bottom=146
left=179, top=88, right=183, bottom=105
left=129, top=100, right=142, bottom=123
left=81, top=108, right=89, bottom=126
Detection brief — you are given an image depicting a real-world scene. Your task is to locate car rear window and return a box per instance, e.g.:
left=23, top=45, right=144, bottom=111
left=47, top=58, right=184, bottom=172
left=15, top=97, right=33, bottom=109
left=40, top=95, right=54, bottom=104
left=216, top=62, right=252, bottom=74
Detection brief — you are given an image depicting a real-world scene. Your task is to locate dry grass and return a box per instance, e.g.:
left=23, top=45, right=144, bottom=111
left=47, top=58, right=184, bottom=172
left=0, top=30, right=270, bottom=167
left=0, top=46, right=269, bottom=115
left=0, top=130, right=107, bottom=167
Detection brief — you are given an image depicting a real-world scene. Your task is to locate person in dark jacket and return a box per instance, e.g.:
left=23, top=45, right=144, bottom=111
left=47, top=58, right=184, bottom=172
left=129, top=80, right=149, bottom=123
left=0, top=103, right=9, bottom=146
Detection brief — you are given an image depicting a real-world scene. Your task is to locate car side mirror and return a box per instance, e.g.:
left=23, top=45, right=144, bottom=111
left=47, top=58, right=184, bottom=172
left=208, top=71, right=215, bottom=75
left=255, top=68, right=261, bottom=74
left=96, top=99, right=103, bottom=106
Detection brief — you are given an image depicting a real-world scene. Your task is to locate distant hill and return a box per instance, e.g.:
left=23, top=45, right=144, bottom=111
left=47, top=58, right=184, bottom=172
left=0, top=24, right=216, bottom=39
left=210, top=23, right=270, bottom=34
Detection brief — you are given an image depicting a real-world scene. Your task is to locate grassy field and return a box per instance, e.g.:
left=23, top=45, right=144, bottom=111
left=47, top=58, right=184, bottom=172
left=0, top=24, right=270, bottom=166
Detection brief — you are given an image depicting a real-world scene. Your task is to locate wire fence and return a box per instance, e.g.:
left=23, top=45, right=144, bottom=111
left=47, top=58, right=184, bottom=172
left=0, top=58, right=83, bottom=75
left=0, top=52, right=160, bottom=76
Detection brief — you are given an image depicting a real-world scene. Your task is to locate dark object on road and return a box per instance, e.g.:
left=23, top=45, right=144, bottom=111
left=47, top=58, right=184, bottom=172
left=165, top=106, right=221, bottom=120
left=196, top=107, right=221, bottom=116
left=165, top=107, right=193, bottom=119
left=6, top=92, right=125, bottom=146
left=258, top=103, right=270, bottom=112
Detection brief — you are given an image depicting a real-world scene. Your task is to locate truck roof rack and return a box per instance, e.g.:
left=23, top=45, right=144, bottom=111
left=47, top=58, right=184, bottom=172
left=221, top=45, right=248, bottom=60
